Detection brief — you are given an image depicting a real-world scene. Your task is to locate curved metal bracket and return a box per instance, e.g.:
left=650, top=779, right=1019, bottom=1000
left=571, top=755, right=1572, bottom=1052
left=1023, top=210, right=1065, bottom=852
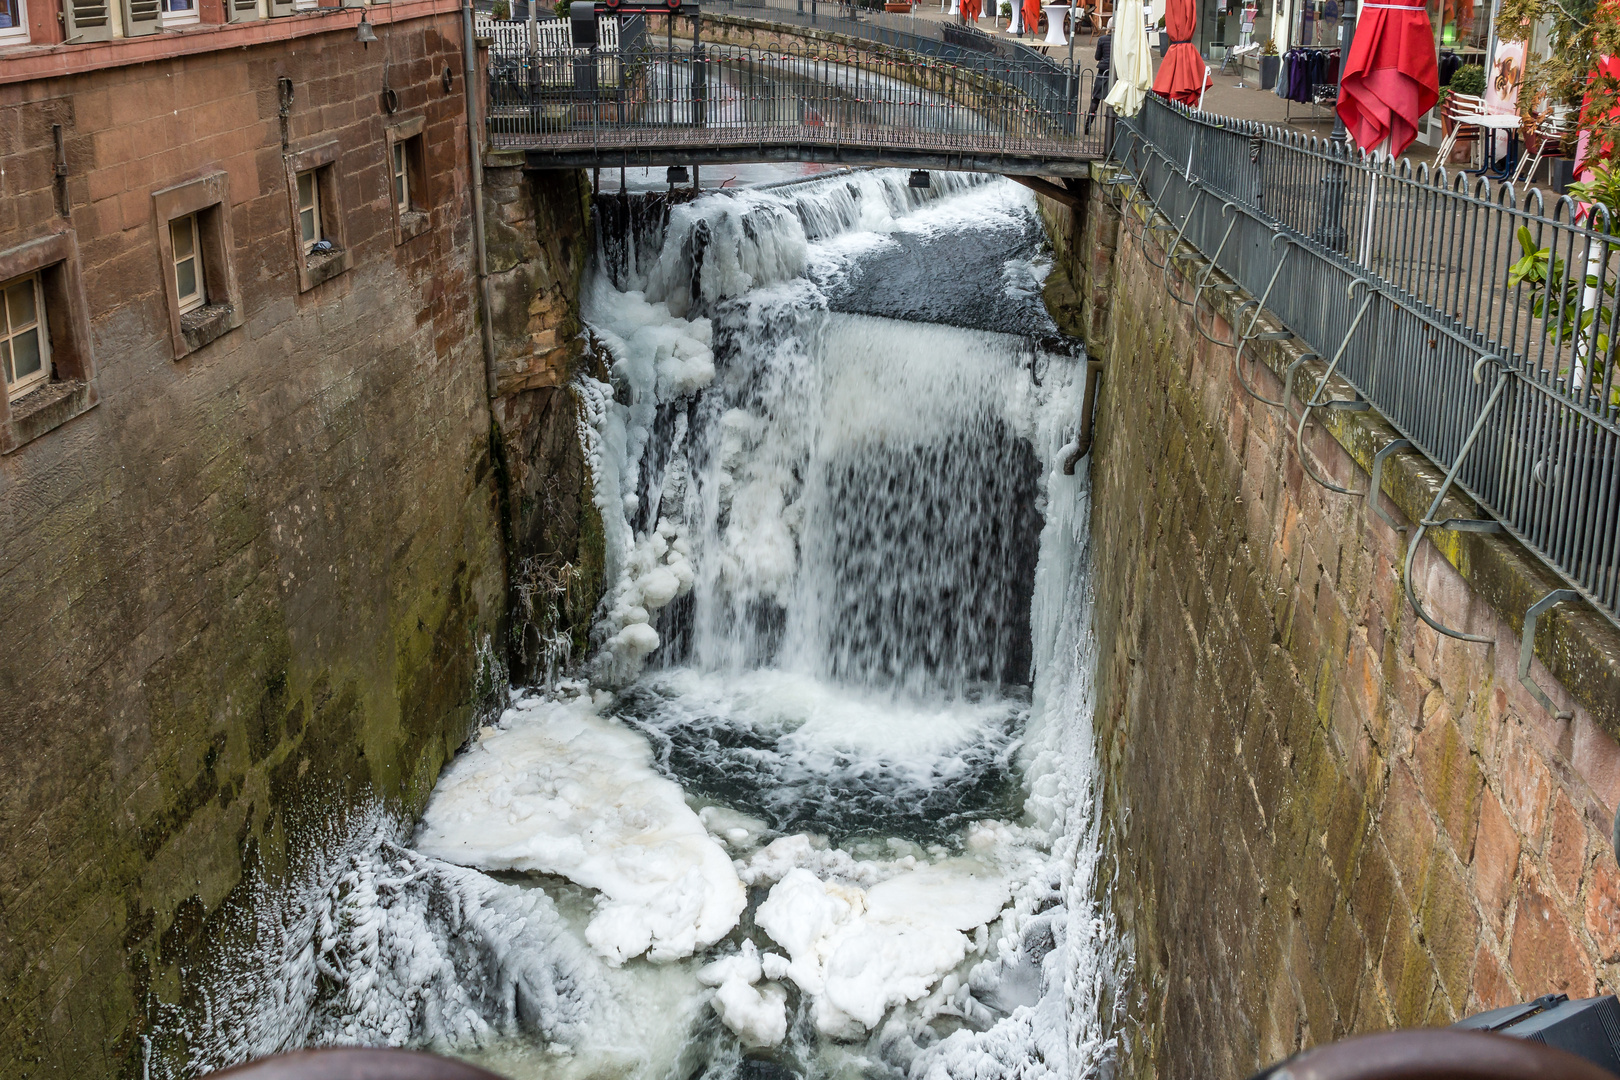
left=1368, top=439, right=1412, bottom=532
left=1293, top=287, right=1376, bottom=496
left=1172, top=201, right=1238, bottom=313
left=1402, top=361, right=1511, bottom=644
left=1140, top=178, right=1196, bottom=271
left=1279, top=353, right=1317, bottom=426
left=1519, top=589, right=1579, bottom=720
left=1232, top=239, right=1297, bottom=406
left=1124, top=171, right=1178, bottom=254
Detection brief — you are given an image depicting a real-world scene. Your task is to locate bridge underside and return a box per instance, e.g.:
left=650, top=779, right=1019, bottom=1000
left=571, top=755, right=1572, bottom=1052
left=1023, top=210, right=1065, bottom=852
left=516, top=142, right=1097, bottom=177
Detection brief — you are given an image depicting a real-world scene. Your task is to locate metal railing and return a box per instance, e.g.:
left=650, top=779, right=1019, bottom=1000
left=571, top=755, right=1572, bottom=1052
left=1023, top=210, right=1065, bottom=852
left=488, top=33, right=1104, bottom=161
left=476, top=13, right=622, bottom=54
left=1112, top=96, right=1620, bottom=650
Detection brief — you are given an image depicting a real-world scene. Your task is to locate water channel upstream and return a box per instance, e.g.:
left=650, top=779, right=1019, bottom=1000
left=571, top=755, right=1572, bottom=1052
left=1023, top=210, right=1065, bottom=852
left=173, top=170, right=1119, bottom=1080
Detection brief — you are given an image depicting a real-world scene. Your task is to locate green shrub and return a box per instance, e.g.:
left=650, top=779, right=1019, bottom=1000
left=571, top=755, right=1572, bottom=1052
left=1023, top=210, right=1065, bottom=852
left=1449, top=63, right=1486, bottom=96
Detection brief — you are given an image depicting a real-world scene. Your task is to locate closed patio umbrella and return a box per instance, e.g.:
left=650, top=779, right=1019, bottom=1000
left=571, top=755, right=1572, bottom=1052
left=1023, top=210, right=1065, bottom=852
left=1024, top=0, right=1042, bottom=34
left=1151, top=0, right=1211, bottom=105
left=1334, top=0, right=1439, bottom=156
left=1104, top=0, right=1153, bottom=116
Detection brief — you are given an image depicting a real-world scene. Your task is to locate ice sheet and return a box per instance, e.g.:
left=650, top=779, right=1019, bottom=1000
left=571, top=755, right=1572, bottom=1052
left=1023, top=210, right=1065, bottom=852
left=414, top=694, right=746, bottom=965
left=754, top=858, right=1014, bottom=1039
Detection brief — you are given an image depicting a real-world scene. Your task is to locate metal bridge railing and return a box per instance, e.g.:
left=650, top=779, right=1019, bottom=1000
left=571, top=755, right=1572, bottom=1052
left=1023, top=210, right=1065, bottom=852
left=1113, top=96, right=1620, bottom=656
left=488, top=35, right=1103, bottom=160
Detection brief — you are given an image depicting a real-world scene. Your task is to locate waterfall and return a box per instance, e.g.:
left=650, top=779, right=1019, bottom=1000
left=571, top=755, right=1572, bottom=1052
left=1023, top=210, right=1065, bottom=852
left=172, top=170, right=1119, bottom=1080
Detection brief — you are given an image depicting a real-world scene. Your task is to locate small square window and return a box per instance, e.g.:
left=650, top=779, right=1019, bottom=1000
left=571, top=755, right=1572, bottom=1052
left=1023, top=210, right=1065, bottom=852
left=170, top=214, right=205, bottom=315
left=0, top=0, right=29, bottom=42
left=153, top=171, right=243, bottom=360
left=160, top=0, right=197, bottom=25
left=284, top=144, right=350, bottom=292
left=1, top=273, right=49, bottom=402
left=387, top=121, right=430, bottom=245
left=297, top=169, right=322, bottom=253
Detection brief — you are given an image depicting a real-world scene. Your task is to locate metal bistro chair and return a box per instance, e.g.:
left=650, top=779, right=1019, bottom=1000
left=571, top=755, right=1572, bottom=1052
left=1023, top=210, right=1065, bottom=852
left=1435, top=91, right=1486, bottom=168
left=1512, top=106, right=1574, bottom=187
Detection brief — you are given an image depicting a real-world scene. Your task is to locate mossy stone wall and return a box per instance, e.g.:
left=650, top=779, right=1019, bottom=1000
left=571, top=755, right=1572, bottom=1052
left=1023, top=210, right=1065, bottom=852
left=1042, top=177, right=1620, bottom=1079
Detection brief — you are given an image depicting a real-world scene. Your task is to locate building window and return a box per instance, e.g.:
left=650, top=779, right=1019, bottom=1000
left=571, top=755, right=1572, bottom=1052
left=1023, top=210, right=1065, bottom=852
left=296, top=169, right=324, bottom=253
left=284, top=141, right=350, bottom=292
left=0, top=0, right=28, bottom=42
left=0, top=231, right=100, bottom=454
left=2, top=274, right=49, bottom=402
left=391, top=141, right=410, bottom=214
left=161, top=0, right=197, bottom=24
left=170, top=214, right=205, bottom=314
left=153, top=171, right=243, bottom=359
left=386, top=116, right=431, bottom=245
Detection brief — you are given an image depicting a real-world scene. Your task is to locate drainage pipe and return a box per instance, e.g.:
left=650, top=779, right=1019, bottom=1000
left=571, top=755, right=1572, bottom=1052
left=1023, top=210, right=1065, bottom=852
left=462, top=0, right=499, bottom=402
left=1062, top=359, right=1103, bottom=474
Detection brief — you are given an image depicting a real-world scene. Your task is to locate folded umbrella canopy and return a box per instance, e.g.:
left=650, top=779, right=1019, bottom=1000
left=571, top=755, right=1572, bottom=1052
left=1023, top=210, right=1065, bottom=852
left=1104, top=0, right=1153, bottom=116
left=1151, top=0, right=1212, bottom=105
left=1335, top=0, right=1439, bottom=156
left=1024, top=0, right=1041, bottom=34
left=961, top=0, right=980, bottom=19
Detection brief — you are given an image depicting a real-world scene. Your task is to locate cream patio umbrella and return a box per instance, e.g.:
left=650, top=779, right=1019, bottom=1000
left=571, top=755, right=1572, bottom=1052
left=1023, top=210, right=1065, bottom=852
left=1104, top=0, right=1153, bottom=116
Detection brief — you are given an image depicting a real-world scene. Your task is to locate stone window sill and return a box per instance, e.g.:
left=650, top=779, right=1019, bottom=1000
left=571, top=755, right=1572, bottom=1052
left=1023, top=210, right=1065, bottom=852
left=1, top=379, right=98, bottom=455
left=179, top=303, right=239, bottom=356
left=397, top=209, right=431, bottom=245
left=298, top=247, right=350, bottom=292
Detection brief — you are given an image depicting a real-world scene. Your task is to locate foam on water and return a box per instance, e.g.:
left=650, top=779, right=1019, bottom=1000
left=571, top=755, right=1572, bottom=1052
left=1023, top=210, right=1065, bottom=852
left=177, top=172, right=1119, bottom=1080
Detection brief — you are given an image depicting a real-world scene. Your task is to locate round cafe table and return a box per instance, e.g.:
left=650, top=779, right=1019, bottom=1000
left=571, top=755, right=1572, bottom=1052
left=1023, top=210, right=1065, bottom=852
left=1042, top=3, right=1069, bottom=44
left=1469, top=112, right=1521, bottom=178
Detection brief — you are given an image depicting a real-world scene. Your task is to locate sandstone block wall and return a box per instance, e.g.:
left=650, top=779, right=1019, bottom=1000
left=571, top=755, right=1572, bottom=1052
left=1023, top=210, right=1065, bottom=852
left=0, top=13, right=508, bottom=1076
left=1047, top=179, right=1620, bottom=1079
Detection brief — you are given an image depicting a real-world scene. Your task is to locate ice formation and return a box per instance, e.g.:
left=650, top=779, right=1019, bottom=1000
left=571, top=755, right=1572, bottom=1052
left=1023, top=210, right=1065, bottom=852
left=414, top=693, right=745, bottom=965
left=168, top=171, right=1118, bottom=1080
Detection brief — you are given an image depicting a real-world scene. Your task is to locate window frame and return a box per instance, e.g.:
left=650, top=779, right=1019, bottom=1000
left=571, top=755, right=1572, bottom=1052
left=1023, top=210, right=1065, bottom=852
left=384, top=114, right=431, bottom=246
left=0, top=230, right=99, bottom=455
left=159, top=0, right=198, bottom=26
left=391, top=140, right=410, bottom=215
left=0, top=0, right=29, bottom=43
left=282, top=140, right=351, bottom=293
left=152, top=171, right=243, bottom=360
left=296, top=168, right=322, bottom=253
left=2, top=272, right=51, bottom=402
left=170, top=212, right=205, bottom=315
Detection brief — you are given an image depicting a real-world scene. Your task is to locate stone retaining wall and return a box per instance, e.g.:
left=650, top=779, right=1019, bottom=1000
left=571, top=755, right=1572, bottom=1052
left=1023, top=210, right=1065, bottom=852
left=1042, top=177, right=1620, bottom=1078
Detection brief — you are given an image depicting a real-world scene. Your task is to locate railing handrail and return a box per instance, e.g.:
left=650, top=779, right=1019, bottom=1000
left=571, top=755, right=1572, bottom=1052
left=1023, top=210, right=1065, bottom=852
left=1115, top=96, right=1620, bottom=636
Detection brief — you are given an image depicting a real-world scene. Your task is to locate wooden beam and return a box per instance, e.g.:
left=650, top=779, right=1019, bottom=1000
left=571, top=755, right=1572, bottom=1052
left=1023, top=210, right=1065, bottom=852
left=1007, top=174, right=1082, bottom=207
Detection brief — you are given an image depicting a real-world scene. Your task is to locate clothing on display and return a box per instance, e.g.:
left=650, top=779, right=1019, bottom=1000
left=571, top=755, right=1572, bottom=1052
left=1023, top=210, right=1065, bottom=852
left=1277, top=46, right=1339, bottom=101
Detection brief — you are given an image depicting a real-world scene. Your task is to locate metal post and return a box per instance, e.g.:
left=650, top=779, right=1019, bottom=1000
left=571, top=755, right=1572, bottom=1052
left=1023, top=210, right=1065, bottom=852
left=1313, top=0, right=1355, bottom=250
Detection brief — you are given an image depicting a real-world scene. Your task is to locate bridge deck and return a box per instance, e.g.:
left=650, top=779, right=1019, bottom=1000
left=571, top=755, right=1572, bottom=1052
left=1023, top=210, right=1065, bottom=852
left=488, top=35, right=1108, bottom=174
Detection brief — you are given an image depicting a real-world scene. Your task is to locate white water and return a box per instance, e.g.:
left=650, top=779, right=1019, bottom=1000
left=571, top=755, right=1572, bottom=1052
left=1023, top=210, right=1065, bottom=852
left=174, top=171, right=1119, bottom=1080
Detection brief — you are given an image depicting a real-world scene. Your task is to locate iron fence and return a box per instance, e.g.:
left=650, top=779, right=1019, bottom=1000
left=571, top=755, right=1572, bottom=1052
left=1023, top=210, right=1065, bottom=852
left=487, top=36, right=1104, bottom=161
left=1113, top=96, right=1620, bottom=643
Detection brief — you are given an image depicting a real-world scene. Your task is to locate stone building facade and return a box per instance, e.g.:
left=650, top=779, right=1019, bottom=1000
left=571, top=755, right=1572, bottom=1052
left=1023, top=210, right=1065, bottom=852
left=0, top=3, right=517, bottom=1074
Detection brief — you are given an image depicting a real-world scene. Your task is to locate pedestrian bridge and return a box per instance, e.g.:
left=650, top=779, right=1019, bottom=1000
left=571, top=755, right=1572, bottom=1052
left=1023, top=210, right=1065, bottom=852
left=487, top=24, right=1108, bottom=175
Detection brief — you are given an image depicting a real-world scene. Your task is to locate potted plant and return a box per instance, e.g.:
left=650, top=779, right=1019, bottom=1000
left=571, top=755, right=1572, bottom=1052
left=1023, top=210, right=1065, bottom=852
left=1259, top=37, right=1280, bottom=89
left=492, top=0, right=510, bottom=18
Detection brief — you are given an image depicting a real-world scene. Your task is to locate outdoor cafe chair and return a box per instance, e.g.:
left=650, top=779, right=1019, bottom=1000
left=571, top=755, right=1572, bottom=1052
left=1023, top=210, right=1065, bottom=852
left=1436, top=91, right=1487, bottom=169
left=1511, top=106, right=1574, bottom=187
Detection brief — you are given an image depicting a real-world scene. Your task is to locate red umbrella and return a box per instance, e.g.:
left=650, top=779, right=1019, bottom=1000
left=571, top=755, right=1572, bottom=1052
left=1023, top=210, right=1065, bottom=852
left=1151, top=0, right=1212, bottom=106
left=961, top=0, right=980, bottom=20
left=1023, top=0, right=1041, bottom=33
left=1335, top=1, right=1440, bottom=155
